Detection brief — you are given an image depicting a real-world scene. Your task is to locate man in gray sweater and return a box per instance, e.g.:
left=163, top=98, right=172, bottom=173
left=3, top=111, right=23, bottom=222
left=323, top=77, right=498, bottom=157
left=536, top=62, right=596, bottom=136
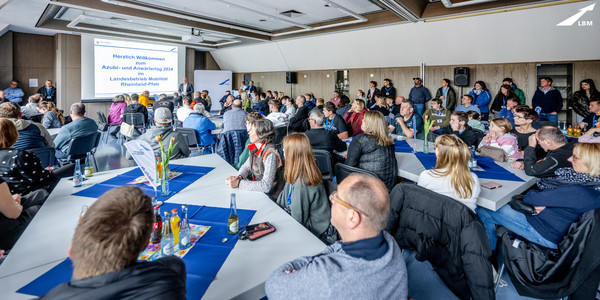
left=265, top=174, right=408, bottom=299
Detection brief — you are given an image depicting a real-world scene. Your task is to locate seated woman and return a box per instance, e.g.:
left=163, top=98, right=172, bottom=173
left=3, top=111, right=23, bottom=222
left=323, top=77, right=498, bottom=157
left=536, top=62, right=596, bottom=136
left=372, top=95, right=389, bottom=116
left=477, top=143, right=600, bottom=250
left=108, top=94, right=127, bottom=139
left=226, top=119, right=284, bottom=200
left=182, top=103, right=216, bottom=148
left=265, top=99, right=289, bottom=128
left=345, top=110, right=397, bottom=191
left=418, top=135, right=480, bottom=211
left=479, top=118, right=522, bottom=159
left=343, top=99, right=367, bottom=137
left=510, top=105, right=539, bottom=152
left=234, top=112, right=264, bottom=170
left=537, top=142, right=600, bottom=190
left=276, top=133, right=330, bottom=237
left=282, top=96, right=296, bottom=117
left=37, top=101, right=65, bottom=129
left=0, top=119, right=58, bottom=195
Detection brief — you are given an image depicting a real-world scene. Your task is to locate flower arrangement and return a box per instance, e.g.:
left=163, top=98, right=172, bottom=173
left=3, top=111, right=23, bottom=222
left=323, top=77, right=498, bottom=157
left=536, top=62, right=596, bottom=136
left=157, top=136, right=177, bottom=195
left=423, top=116, right=433, bottom=153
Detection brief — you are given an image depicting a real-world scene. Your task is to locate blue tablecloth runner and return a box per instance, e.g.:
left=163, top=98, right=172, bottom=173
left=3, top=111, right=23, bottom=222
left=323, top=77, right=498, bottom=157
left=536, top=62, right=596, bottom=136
left=413, top=152, right=525, bottom=182
left=17, top=204, right=256, bottom=299
left=72, top=165, right=215, bottom=202
left=394, top=140, right=413, bottom=153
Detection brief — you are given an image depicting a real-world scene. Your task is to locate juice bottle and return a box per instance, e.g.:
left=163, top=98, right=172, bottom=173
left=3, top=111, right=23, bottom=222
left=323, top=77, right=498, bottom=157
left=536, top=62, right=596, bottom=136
left=170, top=209, right=181, bottom=247
left=567, top=126, right=573, bottom=137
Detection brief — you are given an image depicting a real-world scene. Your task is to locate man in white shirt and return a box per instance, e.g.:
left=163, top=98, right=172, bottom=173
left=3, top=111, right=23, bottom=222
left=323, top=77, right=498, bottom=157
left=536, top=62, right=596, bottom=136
left=176, top=96, right=193, bottom=123
left=178, top=77, right=194, bottom=97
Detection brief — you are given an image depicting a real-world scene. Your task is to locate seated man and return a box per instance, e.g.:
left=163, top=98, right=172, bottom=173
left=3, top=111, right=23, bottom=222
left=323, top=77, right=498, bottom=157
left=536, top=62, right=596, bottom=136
left=252, top=93, right=269, bottom=115
left=138, top=90, right=151, bottom=107
left=124, top=93, right=149, bottom=127
left=152, top=93, right=174, bottom=113
left=442, top=111, right=483, bottom=148
left=223, top=99, right=247, bottom=132
left=511, top=126, right=575, bottom=177
left=323, top=102, right=348, bottom=139
left=388, top=99, right=424, bottom=139
left=41, top=186, right=186, bottom=299
left=219, top=95, right=234, bottom=116
left=21, top=94, right=44, bottom=121
left=289, top=95, right=309, bottom=132
left=138, top=107, right=189, bottom=160
left=304, top=110, right=347, bottom=154
left=454, top=95, right=481, bottom=114
left=192, top=91, right=208, bottom=110
left=265, top=174, right=408, bottom=299
left=0, top=102, right=54, bottom=150
left=176, top=96, right=193, bottom=123
left=578, top=99, right=600, bottom=131
left=4, top=81, right=24, bottom=104
left=53, top=103, right=98, bottom=159
left=497, top=97, right=519, bottom=125
left=265, top=99, right=289, bottom=128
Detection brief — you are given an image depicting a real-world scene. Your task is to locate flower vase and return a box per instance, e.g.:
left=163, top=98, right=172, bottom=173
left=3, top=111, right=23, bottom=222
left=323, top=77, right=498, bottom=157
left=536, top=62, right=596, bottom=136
left=161, top=164, right=170, bottom=196
left=423, top=139, right=429, bottom=154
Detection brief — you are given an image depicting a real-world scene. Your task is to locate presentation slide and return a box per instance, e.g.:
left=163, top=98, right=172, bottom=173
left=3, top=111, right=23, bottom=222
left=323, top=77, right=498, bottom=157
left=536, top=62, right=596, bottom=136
left=94, top=38, right=178, bottom=97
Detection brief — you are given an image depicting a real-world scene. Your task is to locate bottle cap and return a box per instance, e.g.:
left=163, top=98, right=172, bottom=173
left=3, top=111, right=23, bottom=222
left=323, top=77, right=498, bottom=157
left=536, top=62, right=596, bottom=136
left=172, top=208, right=177, bottom=212
left=153, top=205, right=160, bottom=209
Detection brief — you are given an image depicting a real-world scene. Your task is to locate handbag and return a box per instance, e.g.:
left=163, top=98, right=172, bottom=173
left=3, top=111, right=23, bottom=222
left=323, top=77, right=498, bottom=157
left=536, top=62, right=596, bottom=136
left=120, top=122, right=135, bottom=139
left=478, top=145, right=508, bottom=162
left=509, top=195, right=538, bottom=215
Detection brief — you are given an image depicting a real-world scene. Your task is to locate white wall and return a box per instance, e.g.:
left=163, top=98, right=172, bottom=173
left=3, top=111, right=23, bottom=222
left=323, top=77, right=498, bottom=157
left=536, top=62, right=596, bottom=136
left=211, top=1, right=600, bottom=72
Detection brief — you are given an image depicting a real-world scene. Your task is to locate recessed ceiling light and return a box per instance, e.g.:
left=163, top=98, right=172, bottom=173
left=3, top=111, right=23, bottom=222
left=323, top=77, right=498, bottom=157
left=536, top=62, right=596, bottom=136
left=259, top=19, right=267, bottom=22
left=324, top=4, right=331, bottom=7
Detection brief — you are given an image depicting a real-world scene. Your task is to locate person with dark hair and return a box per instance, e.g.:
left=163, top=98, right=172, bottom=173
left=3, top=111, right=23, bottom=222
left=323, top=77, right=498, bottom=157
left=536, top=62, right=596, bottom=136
left=176, top=96, right=193, bottom=122
left=124, top=93, right=149, bottom=128
left=497, top=97, right=520, bottom=125
left=366, top=81, right=380, bottom=105
left=304, top=93, right=316, bottom=111
left=578, top=99, right=600, bottom=131
left=4, top=81, right=24, bottom=104
left=37, top=80, right=56, bottom=104
left=455, top=95, right=481, bottom=114
left=467, top=111, right=486, bottom=133
left=573, top=79, right=600, bottom=123
left=289, top=95, right=309, bottom=132
left=491, top=84, right=517, bottom=115
left=502, top=78, right=526, bottom=105
left=335, top=95, right=351, bottom=117
left=468, top=81, right=492, bottom=121
left=305, top=110, right=346, bottom=155
left=253, top=92, right=269, bottom=115
left=21, top=94, right=43, bottom=121
left=442, top=111, right=483, bottom=148
left=532, top=77, right=563, bottom=124
left=381, top=78, right=396, bottom=99
left=423, top=98, right=450, bottom=134
left=435, top=79, right=457, bottom=111
left=54, top=103, right=98, bottom=159
left=0, top=102, right=54, bottom=150
left=323, top=101, right=348, bottom=139
left=388, top=99, right=424, bottom=139
left=42, top=186, right=186, bottom=299
left=509, top=105, right=539, bottom=151
left=511, top=126, right=575, bottom=177
left=408, top=77, right=431, bottom=116
left=266, top=99, right=289, bottom=128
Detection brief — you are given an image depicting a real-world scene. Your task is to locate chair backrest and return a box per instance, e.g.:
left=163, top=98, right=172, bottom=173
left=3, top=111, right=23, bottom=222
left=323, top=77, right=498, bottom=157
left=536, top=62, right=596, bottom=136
left=313, top=150, right=334, bottom=180
left=66, top=131, right=101, bottom=160
left=273, top=126, right=288, bottom=146
left=334, top=163, right=378, bottom=184
left=175, top=127, right=200, bottom=147
left=97, top=111, right=108, bottom=124
left=123, top=113, right=146, bottom=127
left=217, top=129, right=249, bottom=165
left=27, top=147, right=55, bottom=168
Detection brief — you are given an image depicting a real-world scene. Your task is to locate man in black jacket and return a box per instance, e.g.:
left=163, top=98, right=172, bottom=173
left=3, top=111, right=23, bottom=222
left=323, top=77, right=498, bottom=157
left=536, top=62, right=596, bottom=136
left=442, top=111, right=483, bottom=148
left=41, top=186, right=186, bottom=299
left=305, top=110, right=347, bottom=154
left=289, top=95, right=309, bottom=132
left=511, top=126, right=574, bottom=177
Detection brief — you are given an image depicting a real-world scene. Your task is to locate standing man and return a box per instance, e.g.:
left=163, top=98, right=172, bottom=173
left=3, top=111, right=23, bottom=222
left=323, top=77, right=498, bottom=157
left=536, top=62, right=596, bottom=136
left=532, top=77, right=563, bottom=124
left=5, top=81, right=24, bottom=104
left=381, top=78, right=396, bottom=99
left=37, top=80, right=56, bottom=104
left=245, top=80, right=256, bottom=95
left=178, top=77, right=194, bottom=98
left=408, top=77, right=431, bottom=116
left=503, top=77, right=526, bottom=105
left=435, top=79, right=457, bottom=111
left=265, top=174, right=408, bottom=300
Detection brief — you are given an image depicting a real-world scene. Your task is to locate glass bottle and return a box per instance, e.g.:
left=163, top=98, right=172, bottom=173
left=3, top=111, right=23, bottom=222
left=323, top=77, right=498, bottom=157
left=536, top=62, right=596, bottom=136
left=150, top=205, right=162, bottom=244
left=228, top=193, right=239, bottom=234
left=73, top=159, right=83, bottom=187
left=470, top=146, right=478, bottom=168
left=170, top=209, right=180, bottom=246
left=161, top=211, right=174, bottom=256
left=179, top=204, right=191, bottom=249
left=84, top=152, right=94, bottom=177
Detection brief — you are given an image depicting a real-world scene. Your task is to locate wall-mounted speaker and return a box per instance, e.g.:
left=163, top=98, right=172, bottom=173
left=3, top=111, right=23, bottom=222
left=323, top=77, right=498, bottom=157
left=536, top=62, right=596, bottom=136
left=454, top=67, right=470, bottom=87
left=286, top=72, right=297, bottom=84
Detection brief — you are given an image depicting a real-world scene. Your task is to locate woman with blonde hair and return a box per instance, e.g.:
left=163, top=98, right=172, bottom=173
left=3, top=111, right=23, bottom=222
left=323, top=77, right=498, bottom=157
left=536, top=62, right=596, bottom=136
left=343, top=98, right=368, bottom=137
left=37, top=101, right=65, bottom=129
left=345, top=110, right=397, bottom=190
left=418, top=134, right=480, bottom=211
left=276, top=133, right=330, bottom=237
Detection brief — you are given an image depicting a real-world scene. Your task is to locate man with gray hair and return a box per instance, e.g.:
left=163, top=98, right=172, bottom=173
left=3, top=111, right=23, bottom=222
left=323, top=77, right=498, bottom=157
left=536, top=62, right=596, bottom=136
left=219, top=95, right=234, bottom=115
left=266, top=174, right=408, bottom=299
left=223, top=99, right=246, bottom=132
left=0, top=102, right=54, bottom=150
left=54, top=103, right=98, bottom=159
left=511, top=126, right=575, bottom=178
left=304, top=109, right=346, bottom=154
left=21, top=94, right=43, bottom=120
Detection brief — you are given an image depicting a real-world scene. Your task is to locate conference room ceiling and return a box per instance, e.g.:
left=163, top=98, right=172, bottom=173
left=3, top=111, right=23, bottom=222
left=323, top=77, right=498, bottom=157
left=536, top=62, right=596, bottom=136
left=18, top=0, right=586, bottom=49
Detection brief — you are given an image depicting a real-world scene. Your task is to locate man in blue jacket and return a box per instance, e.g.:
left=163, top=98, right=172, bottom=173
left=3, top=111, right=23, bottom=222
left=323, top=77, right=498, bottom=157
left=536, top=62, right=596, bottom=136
left=408, top=77, right=431, bottom=116
left=54, top=103, right=99, bottom=159
left=532, top=77, right=563, bottom=125
left=4, top=81, right=24, bottom=104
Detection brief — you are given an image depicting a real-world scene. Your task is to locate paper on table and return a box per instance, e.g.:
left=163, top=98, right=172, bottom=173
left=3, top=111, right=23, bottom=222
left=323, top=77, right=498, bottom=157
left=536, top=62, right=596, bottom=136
left=138, top=224, right=210, bottom=261
left=124, top=140, right=158, bottom=190
left=128, top=171, right=182, bottom=186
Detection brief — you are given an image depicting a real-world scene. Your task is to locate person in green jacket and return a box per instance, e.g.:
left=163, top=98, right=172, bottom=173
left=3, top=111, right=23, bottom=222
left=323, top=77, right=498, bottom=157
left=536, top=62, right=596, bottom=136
left=503, top=78, right=526, bottom=105
left=276, top=133, right=331, bottom=238
left=423, top=98, right=451, bottom=135
left=435, top=79, right=457, bottom=111
left=234, top=112, right=264, bottom=170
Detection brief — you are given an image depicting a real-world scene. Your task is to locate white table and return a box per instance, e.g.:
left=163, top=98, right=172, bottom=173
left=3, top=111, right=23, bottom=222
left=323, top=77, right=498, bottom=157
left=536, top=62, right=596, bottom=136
left=0, top=154, right=325, bottom=299
left=396, top=139, right=536, bottom=211
left=47, top=128, right=60, bottom=138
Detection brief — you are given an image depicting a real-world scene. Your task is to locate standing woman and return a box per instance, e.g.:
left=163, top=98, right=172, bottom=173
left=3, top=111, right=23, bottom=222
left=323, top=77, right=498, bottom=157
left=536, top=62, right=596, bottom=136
left=345, top=110, right=397, bottom=191
left=490, top=84, right=517, bottom=116
left=435, top=79, right=457, bottom=111
left=276, top=133, right=330, bottom=237
left=37, top=101, right=65, bottom=129
left=572, top=79, right=600, bottom=123
left=468, top=81, right=492, bottom=121
left=343, top=99, right=368, bottom=137
left=418, top=135, right=480, bottom=211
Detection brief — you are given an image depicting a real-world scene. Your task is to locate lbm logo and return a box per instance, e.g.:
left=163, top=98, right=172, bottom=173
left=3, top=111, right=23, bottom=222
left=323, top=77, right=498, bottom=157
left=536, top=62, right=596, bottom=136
left=557, top=3, right=595, bottom=26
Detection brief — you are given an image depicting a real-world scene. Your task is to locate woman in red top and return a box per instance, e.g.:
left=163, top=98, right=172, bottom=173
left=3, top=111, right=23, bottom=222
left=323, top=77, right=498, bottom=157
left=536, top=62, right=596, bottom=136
left=343, top=99, right=367, bottom=137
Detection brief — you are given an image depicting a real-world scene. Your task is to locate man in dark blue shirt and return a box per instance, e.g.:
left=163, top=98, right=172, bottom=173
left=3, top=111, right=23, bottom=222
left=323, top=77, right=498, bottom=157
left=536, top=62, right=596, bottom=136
left=408, top=77, right=431, bottom=117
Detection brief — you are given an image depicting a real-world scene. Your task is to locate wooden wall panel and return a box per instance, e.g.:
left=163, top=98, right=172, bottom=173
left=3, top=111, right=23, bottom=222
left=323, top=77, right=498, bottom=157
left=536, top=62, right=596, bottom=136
left=574, top=61, right=600, bottom=88
left=12, top=32, right=55, bottom=97
left=0, top=31, right=13, bottom=89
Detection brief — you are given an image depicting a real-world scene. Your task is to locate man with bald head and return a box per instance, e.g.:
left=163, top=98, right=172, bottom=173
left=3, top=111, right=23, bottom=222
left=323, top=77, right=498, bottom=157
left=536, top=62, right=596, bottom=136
left=265, top=174, right=408, bottom=300
left=223, top=99, right=247, bottom=132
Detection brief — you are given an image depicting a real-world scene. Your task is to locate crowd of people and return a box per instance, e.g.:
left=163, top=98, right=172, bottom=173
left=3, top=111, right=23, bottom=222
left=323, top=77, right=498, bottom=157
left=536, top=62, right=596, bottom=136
left=1, top=75, right=599, bottom=299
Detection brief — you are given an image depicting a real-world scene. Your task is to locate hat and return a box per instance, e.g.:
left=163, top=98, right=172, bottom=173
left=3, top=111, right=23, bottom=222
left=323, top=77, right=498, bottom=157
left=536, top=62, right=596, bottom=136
left=413, top=77, right=422, bottom=82
left=154, top=107, right=172, bottom=123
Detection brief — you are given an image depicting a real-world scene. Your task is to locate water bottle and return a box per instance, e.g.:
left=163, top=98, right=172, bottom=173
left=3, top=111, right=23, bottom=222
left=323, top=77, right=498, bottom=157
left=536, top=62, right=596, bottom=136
left=84, top=152, right=94, bottom=177
left=161, top=211, right=175, bottom=256
left=470, top=146, right=477, bottom=168
left=73, top=159, right=83, bottom=187
left=179, top=204, right=191, bottom=249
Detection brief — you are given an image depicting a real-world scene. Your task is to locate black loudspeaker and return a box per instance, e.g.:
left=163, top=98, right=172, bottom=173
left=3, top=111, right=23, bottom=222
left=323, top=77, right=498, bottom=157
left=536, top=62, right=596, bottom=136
left=286, top=72, right=297, bottom=84
left=454, top=67, right=470, bottom=86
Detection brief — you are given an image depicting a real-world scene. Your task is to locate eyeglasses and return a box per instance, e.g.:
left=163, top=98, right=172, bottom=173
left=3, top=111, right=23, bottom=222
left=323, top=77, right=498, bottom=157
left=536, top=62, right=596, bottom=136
left=329, top=191, right=369, bottom=217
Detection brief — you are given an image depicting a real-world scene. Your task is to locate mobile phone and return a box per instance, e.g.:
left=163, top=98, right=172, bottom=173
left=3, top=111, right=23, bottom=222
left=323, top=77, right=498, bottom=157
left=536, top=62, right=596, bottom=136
left=481, top=182, right=502, bottom=190
left=245, top=222, right=272, bottom=233
left=240, top=222, right=276, bottom=241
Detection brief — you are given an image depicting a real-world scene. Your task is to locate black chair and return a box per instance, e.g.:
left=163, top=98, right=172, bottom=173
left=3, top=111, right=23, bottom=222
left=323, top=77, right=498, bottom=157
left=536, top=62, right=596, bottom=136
left=175, top=127, right=214, bottom=155
left=97, top=111, right=120, bottom=143
left=334, top=163, right=378, bottom=184
left=59, top=131, right=102, bottom=171
left=27, top=147, right=56, bottom=168
left=313, top=149, right=334, bottom=180
left=273, top=126, right=288, bottom=146
left=123, top=113, right=147, bottom=139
